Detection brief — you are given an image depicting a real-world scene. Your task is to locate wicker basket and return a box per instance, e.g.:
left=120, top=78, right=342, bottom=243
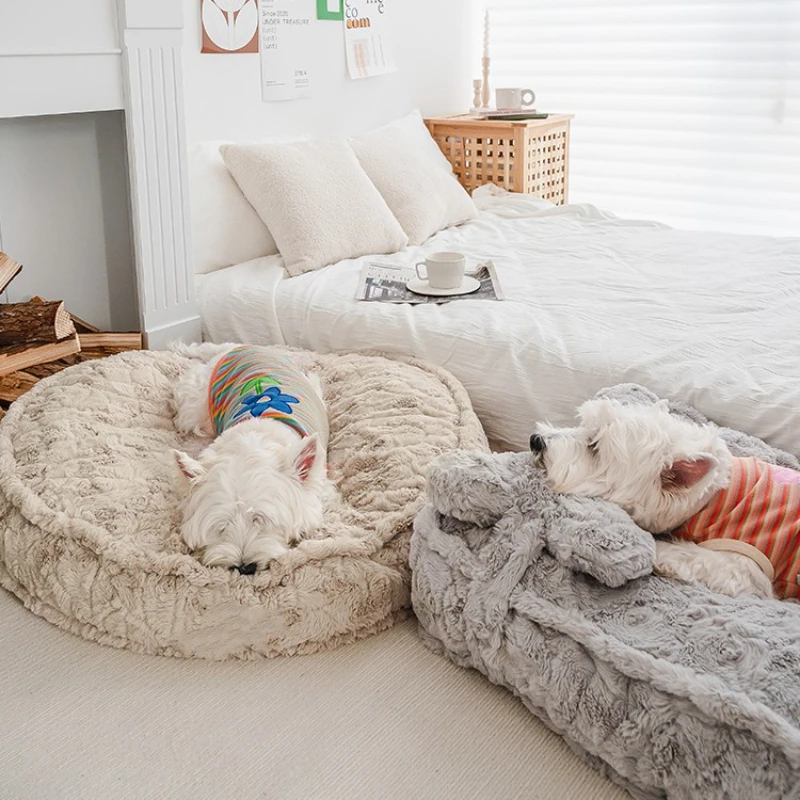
left=424, top=114, right=573, bottom=204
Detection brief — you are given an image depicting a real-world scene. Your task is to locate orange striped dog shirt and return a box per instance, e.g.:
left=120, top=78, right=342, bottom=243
left=673, top=457, right=800, bottom=599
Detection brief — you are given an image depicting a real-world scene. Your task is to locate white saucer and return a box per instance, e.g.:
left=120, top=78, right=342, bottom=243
left=406, top=276, right=481, bottom=297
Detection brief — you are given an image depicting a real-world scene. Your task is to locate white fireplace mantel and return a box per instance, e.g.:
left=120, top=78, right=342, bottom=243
left=117, top=0, right=201, bottom=348
left=0, top=0, right=201, bottom=348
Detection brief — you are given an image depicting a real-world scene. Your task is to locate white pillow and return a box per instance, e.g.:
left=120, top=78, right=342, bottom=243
left=188, top=140, right=277, bottom=275
left=220, top=138, right=409, bottom=277
left=350, top=110, right=478, bottom=246
left=377, top=109, right=459, bottom=175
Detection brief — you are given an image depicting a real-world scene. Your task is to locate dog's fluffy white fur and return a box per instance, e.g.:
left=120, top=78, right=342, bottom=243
left=532, top=397, right=775, bottom=599
left=172, top=343, right=334, bottom=573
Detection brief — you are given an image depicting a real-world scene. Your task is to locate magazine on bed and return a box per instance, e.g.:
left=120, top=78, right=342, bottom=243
left=356, top=260, right=504, bottom=304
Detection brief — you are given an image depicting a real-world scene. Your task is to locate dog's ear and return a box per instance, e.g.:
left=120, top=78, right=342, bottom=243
left=173, top=450, right=207, bottom=482
left=577, top=397, right=622, bottom=429
left=292, top=435, right=320, bottom=483
left=661, top=456, right=717, bottom=490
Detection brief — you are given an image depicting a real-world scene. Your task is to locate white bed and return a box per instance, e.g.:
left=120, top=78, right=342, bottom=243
left=198, top=188, right=800, bottom=456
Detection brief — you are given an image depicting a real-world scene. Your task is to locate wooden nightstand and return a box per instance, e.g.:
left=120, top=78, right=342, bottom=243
left=424, top=114, right=574, bottom=204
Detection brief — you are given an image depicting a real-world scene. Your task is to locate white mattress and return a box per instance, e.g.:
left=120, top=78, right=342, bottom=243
left=198, top=189, right=800, bottom=455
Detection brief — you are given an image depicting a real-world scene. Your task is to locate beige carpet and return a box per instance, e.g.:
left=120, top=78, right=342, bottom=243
left=0, top=589, right=628, bottom=800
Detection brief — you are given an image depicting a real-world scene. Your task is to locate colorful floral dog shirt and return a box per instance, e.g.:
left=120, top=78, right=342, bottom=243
left=208, top=346, right=329, bottom=446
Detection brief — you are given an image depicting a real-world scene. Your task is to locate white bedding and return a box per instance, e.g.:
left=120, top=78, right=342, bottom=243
left=198, top=189, right=800, bottom=455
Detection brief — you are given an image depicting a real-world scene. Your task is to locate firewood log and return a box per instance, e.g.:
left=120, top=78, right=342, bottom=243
left=0, top=253, right=22, bottom=294
left=0, top=370, right=39, bottom=402
left=0, top=300, right=76, bottom=345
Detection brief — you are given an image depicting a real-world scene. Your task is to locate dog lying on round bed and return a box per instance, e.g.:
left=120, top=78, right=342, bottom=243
left=411, top=384, right=800, bottom=800
left=0, top=346, right=486, bottom=660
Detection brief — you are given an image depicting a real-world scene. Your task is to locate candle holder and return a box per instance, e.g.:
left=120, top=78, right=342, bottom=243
left=481, top=9, right=491, bottom=108
left=472, top=79, right=483, bottom=109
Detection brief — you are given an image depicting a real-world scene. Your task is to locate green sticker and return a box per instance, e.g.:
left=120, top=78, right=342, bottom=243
left=317, top=0, right=343, bottom=20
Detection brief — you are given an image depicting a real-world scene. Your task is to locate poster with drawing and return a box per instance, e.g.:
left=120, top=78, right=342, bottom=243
left=201, top=0, right=259, bottom=53
left=259, top=0, right=312, bottom=101
left=343, top=0, right=395, bottom=79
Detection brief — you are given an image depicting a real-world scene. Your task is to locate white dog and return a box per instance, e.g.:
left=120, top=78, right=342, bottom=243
left=172, top=343, right=333, bottom=574
left=531, top=397, right=800, bottom=600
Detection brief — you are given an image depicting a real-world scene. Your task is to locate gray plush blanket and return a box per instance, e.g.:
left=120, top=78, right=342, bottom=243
left=410, top=384, right=800, bottom=800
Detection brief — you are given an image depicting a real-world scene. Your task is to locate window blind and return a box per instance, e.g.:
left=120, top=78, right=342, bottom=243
left=488, top=0, right=800, bottom=236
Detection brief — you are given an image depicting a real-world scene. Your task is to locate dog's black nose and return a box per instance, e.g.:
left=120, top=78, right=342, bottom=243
left=530, top=434, right=547, bottom=454
left=235, top=562, right=258, bottom=575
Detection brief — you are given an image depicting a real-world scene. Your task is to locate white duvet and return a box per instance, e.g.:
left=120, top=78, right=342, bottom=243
left=197, top=189, right=800, bottom=455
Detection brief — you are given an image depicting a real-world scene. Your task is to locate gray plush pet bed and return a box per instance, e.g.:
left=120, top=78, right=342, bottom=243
left=0, top=348, right=486, bottom=660
left=411, top=384, right=800, bottom=800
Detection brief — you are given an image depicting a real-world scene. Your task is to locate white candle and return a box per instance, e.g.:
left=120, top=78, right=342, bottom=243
left=483, top=10, right=490, bottom=60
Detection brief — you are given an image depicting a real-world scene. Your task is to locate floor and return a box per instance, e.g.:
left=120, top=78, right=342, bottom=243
left=0, top=589, right=629, bottom=800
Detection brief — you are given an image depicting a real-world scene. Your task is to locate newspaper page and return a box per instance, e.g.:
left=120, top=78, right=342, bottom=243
left=259, top=0, right=312, bottom=102
left=343, top=0, right=395, bottom=79
left=356, top=261, right=504, bottom=304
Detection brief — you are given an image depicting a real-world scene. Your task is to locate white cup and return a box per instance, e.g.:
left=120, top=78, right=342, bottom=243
left=495, top=87, right=536, bottom=111
left=415, top=252, right=466, bottom=290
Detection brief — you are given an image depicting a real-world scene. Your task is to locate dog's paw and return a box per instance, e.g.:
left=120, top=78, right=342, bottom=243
left=709, top=553, right=775, bottom=599
left=654, top=539, right=775, bottom=599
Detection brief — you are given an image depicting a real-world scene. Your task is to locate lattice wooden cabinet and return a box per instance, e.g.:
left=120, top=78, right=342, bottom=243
left=424, top=114, right=574, bottom=204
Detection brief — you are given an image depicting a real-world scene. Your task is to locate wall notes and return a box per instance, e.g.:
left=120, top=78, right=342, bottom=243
left=343, top=0, right=395, bottom=79
left=259, top=0, right=313, bottom=101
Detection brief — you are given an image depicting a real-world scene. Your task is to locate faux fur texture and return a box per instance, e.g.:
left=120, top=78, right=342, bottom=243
left=0, top=348, right=486, bottom=660
left=411, top=384, right=800, bottom=800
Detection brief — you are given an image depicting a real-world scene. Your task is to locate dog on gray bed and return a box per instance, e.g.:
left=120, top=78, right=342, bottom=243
left=531, top=396, right=800, bottom=600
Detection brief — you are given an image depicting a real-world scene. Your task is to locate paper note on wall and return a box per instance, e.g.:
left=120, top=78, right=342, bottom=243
left=259, top=0, right=312, bottom=101
left=343, top=0, right=395, bottom=79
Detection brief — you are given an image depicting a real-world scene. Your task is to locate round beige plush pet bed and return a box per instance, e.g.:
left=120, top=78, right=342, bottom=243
left=0, top=348, right=486, bottom=660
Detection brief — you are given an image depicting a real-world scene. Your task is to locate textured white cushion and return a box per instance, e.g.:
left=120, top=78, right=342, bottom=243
left=381, top=109, right=458, bottom=175
left=189, top=140, right=278, bottom=275
left=220, top=138, right=409, bottom=277
left=351, top=110, right=478, bottom=246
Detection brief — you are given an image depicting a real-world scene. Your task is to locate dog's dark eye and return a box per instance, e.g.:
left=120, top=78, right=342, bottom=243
left=587, top=439, right=599, bottom=456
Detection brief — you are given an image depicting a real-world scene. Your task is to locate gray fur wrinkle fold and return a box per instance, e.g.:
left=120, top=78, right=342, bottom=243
left=411, top=383, right=800, bottom=800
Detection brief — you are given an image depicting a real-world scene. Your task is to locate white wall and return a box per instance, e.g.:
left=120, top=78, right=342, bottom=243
left=0, top=112, right=138, bottom=331
left=182, top=0, right=478, bottom=143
